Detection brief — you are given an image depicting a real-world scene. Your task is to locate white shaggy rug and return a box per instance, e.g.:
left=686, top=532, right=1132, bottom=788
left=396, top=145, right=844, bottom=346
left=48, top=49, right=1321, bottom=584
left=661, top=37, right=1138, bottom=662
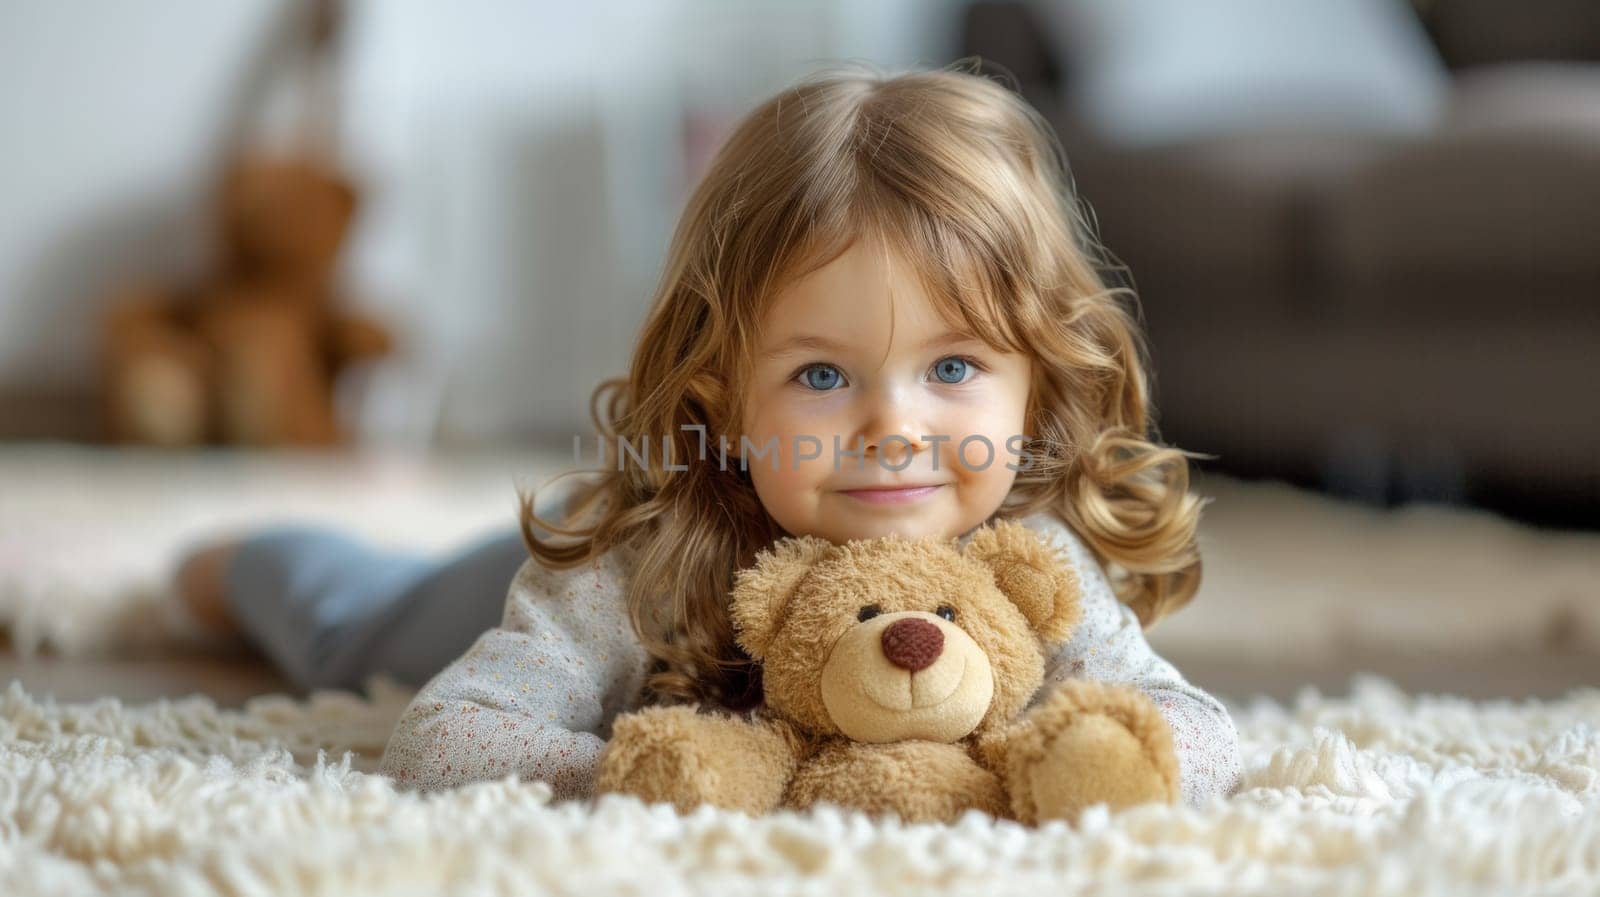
left=3, top=446, right=1599, bottom=894
left=1, top=672, right=1597, bottom=895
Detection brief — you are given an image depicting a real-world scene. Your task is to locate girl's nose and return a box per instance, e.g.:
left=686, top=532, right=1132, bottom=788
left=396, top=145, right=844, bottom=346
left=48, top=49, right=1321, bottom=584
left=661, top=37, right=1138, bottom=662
left=857, top=377, right=940, bottom=463
left=860, top=392, right=931, bottom=467
left=866, top=430, right=928, bottom=468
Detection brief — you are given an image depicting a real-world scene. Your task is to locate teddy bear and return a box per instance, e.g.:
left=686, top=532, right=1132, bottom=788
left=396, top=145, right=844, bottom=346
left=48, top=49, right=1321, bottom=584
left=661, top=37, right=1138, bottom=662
left=100, top=157, right=393, bottom=446
left=593, top=518, right=1181, bottom=825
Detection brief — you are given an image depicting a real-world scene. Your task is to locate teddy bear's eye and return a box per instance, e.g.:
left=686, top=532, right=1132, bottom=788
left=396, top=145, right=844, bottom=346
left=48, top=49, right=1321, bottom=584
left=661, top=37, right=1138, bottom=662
left=935, top=604, right=957, bottom=622
left=857, top=604, right=881, bottom=622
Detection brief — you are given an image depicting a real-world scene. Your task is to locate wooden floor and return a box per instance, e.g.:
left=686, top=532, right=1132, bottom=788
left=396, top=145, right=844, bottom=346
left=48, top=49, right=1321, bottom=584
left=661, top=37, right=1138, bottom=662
left=0, top=649, right=295, bottom=708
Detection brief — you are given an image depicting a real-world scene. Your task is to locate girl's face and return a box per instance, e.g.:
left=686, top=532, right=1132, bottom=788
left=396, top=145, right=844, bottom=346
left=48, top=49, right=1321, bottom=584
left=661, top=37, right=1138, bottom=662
left=740, top=239, right=1032, bottom=544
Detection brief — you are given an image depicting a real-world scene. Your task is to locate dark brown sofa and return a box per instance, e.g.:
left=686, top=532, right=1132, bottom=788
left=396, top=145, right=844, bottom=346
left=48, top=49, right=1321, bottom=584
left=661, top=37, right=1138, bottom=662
left=961, top=1, right=1600, bottom=525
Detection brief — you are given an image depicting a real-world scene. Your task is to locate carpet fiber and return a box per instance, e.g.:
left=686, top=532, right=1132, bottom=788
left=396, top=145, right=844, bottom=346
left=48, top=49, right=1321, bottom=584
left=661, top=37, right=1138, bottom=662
left=2, top=447, right=1598, bottom=894
left=1, top=672, right=1597, bottom=895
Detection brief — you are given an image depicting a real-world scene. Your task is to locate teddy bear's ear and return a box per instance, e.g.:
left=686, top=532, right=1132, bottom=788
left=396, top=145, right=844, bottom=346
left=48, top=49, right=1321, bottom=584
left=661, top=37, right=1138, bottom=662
left=730, top=535, right=836, bottom=659
left=963, top=518, right=1081, bottom=643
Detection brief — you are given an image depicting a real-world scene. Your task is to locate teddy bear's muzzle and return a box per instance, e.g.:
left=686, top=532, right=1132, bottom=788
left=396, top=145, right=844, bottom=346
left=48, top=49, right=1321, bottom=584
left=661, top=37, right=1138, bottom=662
left=819, top=611, right=995, bottom=743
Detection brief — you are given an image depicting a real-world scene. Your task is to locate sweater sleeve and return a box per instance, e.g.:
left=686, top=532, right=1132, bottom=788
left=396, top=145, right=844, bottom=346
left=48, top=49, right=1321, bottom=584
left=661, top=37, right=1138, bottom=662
left=376, top=544, right=651, bottom=800
left=1014, top=511, right=1244, bottom=809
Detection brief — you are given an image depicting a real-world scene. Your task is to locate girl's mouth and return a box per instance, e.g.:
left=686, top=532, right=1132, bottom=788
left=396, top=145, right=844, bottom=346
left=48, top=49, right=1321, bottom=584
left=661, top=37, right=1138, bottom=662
left=838, top=484, right=944, bottom=505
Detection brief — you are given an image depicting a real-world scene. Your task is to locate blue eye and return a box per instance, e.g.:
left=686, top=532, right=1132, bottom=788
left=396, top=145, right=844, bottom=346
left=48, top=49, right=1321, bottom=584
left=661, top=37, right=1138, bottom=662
left=799, top=364, right=844, bottom=391
left=932, top=356, right=972, bottom=384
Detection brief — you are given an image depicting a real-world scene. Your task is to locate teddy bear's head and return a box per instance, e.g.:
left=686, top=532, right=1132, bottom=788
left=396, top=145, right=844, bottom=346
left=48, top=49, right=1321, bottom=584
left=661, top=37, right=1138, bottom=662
left=220, top=158, right=357, bottom=281
left=731, top=518, right=1080, bottom=744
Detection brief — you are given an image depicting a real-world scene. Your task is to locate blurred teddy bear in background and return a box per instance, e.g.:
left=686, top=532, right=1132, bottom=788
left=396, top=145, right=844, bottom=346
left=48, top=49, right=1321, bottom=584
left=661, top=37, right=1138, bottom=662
left=101, top=157, right=393, bottom=447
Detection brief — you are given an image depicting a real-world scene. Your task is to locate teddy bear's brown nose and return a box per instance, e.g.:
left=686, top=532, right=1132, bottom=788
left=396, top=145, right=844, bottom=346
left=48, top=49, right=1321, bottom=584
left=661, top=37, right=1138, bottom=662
left=880, top=617, right=944, bottom=671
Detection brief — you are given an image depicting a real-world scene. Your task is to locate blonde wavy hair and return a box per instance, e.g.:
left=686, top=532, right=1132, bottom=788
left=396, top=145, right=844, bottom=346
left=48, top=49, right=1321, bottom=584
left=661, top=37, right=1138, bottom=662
left=519, top=62, right=1209, bottom=711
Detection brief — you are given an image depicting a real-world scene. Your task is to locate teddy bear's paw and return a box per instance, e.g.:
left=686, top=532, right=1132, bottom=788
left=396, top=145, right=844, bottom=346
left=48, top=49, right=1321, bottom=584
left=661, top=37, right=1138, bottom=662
left=1003, top=679, right=1180, bottom=825
left=594, top=705, right=795, bottom=815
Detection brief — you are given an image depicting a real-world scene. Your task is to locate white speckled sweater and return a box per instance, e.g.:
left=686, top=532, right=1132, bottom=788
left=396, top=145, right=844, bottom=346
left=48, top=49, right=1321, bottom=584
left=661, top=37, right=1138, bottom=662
left=376, top=511, right=1244, bottom=809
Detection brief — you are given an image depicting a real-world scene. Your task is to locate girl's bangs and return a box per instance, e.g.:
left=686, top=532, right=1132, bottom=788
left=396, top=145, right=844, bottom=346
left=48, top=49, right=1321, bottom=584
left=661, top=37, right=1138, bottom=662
left=868, top=197, right=1029, bottom=357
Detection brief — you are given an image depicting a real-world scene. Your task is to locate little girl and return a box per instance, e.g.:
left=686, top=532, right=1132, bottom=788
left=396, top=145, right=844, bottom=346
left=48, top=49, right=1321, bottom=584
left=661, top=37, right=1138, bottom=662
left=178, top=64, right=1242, bottom=810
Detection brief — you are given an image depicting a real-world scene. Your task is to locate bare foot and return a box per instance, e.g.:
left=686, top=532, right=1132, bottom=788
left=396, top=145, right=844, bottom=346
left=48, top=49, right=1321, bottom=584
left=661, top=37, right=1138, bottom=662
left=175, top=539, right=244, bottom=638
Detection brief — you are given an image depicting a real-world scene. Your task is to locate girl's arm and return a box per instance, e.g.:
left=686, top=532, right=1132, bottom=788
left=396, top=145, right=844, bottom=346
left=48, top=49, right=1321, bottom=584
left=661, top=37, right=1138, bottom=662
left=376, top=547, right=651, bottom=800
left=1014, top=511, right=1244, bottom=809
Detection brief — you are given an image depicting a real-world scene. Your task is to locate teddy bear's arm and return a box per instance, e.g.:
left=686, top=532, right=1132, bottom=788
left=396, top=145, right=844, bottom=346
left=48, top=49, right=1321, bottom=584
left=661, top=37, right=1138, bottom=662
left=1019, top=511, right=1244, bottom=809
left=595, top=706, right=808, bottom=815
left=978, top=678, right=1180, bottom=825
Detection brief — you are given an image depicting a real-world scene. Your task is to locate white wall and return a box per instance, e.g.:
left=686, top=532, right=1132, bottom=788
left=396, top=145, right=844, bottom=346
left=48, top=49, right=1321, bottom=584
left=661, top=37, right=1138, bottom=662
left=0, top=0, right=966, bottom=446
left=0, top=0, right=285, bottom=390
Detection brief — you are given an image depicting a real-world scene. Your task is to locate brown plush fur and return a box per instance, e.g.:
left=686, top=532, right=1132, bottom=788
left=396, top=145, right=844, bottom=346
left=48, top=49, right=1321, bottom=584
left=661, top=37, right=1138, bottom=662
left=594, top=518, right=1180, bottom=825
left=100, top=158, right=392, bottom=447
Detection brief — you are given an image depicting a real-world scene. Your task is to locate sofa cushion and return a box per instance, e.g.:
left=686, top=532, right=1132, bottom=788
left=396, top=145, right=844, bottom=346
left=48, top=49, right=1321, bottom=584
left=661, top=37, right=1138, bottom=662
left=1064, top=132, right=1390, bottom=320
left=1420, top=0, right=1600, bottom=68
left=1325, top=64, right=1600, bottom=308
left=1034, top=0, right=1451, bottom=146
left=1445, top=63, right=1600, bottom=135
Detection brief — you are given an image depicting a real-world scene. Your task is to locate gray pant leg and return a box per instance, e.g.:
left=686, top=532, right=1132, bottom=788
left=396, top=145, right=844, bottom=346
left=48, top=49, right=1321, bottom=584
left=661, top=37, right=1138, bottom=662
left=224, top=489, right=581, bottom=693
left=359, top=529, right=532, bottom=689
left=224, top=527, right=521, bottom=692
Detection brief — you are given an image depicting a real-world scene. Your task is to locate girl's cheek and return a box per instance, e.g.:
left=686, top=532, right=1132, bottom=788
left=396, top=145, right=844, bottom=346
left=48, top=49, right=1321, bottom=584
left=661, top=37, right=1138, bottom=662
left=753, top=465, right=826, bottom=528
left=788, top=399, right=854, bottom=449
left=957, top=436, right=1002, bottom=472
left=942, top=399, right=1020, bottom=471
left=743, top=415, right=837, bottom=480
